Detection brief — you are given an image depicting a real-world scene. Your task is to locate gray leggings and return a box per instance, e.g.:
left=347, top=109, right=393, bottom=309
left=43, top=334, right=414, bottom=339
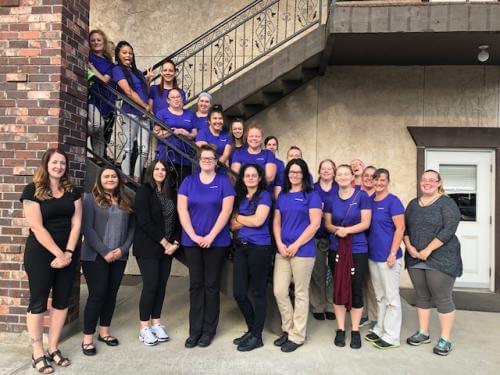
left=408, top=268, right=456, bottom=314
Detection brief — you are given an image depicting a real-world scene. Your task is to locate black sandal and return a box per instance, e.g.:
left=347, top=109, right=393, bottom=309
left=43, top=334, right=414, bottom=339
left=31, top=355, right=54, bottom=374
left=98, top=335, right=119, bottom=346
left=46, top=349, right=70, bottom=367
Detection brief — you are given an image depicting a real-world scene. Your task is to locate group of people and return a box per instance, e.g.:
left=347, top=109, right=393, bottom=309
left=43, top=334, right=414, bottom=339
left=22, top=141, right=462, bottom=373
left=23, top=29, right=462, bottom=374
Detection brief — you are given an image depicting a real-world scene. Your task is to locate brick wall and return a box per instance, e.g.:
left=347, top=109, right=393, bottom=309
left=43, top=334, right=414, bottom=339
left=0, top=0, right=89, bottom=333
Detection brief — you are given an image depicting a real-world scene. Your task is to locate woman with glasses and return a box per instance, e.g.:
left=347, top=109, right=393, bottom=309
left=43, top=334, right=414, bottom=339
left=404, top=169, right=461, bottom=356
left=156, top=88, right=197, bottom=184
left=273, top=159, right=322, bottom=353
left=149, top=60, right=186, bottom=116
left=177, top=145, right=235, bottom=348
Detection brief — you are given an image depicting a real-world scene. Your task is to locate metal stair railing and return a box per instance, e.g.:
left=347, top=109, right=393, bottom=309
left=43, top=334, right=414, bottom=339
left=86, top=77, right=234, bottom=187
left=150, top=0, right=325, bottom=105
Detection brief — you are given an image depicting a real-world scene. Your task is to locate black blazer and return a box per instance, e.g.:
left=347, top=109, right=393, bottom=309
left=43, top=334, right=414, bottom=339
left=133, top=184, right=179, bottom=259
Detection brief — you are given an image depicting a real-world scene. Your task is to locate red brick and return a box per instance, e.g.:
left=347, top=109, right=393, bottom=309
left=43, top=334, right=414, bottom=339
left=5, top=73, right=27, bottom=82
left=0, top=0, right=21, bottom=7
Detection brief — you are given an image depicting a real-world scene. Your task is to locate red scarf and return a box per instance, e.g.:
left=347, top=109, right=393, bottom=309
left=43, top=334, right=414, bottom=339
left=333, top=234, right=354, bottom=311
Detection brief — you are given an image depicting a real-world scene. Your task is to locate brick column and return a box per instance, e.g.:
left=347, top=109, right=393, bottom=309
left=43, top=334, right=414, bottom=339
left=0, top=0, right=89, bottom=333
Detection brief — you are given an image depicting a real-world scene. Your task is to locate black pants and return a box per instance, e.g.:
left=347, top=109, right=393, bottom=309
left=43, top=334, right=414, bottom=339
left=136, top=255, right=173, bottom=321
left=24, top=241, right=80, bottom=314
left=185, top=246, right=228, bottom=338
left=82, top=257, right=127, bottom=335
left=328, top=251, right=368, bottom=309
left=233, top=243, right=273, bottom=338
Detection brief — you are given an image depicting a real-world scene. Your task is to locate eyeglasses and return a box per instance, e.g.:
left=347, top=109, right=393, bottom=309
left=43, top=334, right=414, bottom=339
left=288, top=170, right=303, bottom=176
left=169, top=95, right=182, bottom=100
left=200, top=157, right=216, bottom=162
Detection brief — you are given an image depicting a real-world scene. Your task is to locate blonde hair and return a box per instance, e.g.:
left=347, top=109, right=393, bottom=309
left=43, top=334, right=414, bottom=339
left=33, top=148, right=74, bottom=201
left=89, top=29, right=113, bottom=61
left=423, top=169, right=445, bottom=194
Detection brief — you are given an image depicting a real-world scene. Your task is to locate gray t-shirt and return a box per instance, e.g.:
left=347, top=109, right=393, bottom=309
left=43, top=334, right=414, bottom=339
left=404, top=195, right=462, bottom=277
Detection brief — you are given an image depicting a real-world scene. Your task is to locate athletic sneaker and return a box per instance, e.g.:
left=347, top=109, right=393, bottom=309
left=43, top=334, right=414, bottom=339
left=373, top=339, right=399, bottom=349
left=406, top=331, right=431, bottom=346
left=433, top=338, right=453, bottom=356
left=139, top=327, right=159, bottom=346
left=365, top=332, right=381, bottom=343
left=150, top=324, right=170, bottom=342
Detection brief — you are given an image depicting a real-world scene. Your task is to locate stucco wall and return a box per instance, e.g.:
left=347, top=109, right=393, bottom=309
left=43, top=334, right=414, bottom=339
left=90, top=0, right=250, bottom=68
left=249, top=65, right=500, bottom=207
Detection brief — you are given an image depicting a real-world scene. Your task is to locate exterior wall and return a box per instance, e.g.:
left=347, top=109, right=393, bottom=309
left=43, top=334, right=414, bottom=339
left=247, top=65, right=500, bottom=287
left=90, top=0, right=249, bottom=68
left=0, top=0, right=89, bottom=333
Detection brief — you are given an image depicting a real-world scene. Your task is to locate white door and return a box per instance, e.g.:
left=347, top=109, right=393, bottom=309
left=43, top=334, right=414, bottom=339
left=426, top=149, right=494, bottom=289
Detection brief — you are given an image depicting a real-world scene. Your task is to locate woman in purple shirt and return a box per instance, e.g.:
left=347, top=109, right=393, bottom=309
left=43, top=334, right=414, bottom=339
left=193, top=92, right=212, bottom=131
left=264, top=136, right=285, bottom=195
left=230, top=164, right=273, bottom=352
left=365, top=168, right=405, bottom=349
left=112, top=41, right=153, bottom=181
left=310, top=159, right=337, bottom=321
left=231, top=126, right=276, bottom=187
left=324, top=164, right=372, bottom=349
left=88, top=29, right=114, bottom=158
left=155, top=88, right=197, bottom=185
left=177, top=145, right=235, bottom=348
left=148, top=60, right=187, bottom=116
left=273, top=159, right=322, bottom=353
left=195, top=105, right=232, bottom=165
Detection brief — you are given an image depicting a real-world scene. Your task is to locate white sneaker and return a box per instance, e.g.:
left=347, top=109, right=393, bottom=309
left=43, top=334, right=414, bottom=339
left=139, top=327, right=159, bottom=346
left=150, top=324, right=170, bottom=342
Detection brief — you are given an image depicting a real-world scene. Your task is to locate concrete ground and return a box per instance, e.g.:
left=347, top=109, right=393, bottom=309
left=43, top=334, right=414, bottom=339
left=2, top=276, right=499, bottom=375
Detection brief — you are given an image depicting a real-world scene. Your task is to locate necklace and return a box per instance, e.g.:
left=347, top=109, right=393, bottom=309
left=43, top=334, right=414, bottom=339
left=419, top=194, right=441, bottom=207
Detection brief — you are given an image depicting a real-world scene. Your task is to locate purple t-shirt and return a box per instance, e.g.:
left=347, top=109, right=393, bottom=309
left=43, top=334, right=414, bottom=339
left=272, top=158, right=285, bottom=188
left=112, top=65, right=148, bottom=116
left=178, top=173, right=236, bottom=247
left=156, top=108, right=196, bottom=165
left=231, top=146, right=276, bottom=169
left=195, top=127, right=232, bottom=157
left=237, top=190, right=272, bottom=245
left=368, top=193, right=405, bottom=262
left=275, top=190, right=322, bottom=257
left=314, top=182, right=336, bottom=239
left=193, top=113, right=209, bottom=131
left=88, top=53, right=115, bottom=116
left=324, top=190, right=372, bottom=253
left=149, top=85, right=187, bottom=115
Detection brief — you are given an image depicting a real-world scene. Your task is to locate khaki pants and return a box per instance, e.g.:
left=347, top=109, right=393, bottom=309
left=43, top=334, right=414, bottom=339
left=309, top=239, right=333, bottom=313
left=363, top=270, right=377, bottom=321
left=273, top=254, right=315, bottom=344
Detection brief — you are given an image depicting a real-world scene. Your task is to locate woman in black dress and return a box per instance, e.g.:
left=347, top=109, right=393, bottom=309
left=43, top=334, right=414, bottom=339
left=20, top=148, right=82, bottom=373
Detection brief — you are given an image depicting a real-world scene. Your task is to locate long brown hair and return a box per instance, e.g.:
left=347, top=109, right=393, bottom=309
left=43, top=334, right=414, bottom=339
left=33, top=148, right=74, bottom=201
left=158, top=60, right=179, bottom=97
left=89, top=29, right=113, bottom=61
left=92, top=166, right=133, bottom=212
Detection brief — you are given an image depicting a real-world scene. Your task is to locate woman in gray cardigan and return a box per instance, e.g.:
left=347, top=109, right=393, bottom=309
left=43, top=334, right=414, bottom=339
left=404, top=169, right=462, bottom=356
left=81, top=166, right=135, bottom=356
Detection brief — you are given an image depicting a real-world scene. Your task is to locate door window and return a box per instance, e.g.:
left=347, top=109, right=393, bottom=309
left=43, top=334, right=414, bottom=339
left=439, top=164, right=477, bottom=222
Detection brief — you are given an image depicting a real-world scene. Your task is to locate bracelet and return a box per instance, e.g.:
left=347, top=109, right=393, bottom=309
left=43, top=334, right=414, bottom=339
left=65, top=249, right=74, bottom=254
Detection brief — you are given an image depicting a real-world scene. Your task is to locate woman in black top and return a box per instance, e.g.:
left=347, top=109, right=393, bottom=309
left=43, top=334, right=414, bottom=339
left=20, top=148, right=82, bottom=373
left=404, top=169, right=462, bottom=356
left=134, top=160, right=180, bottom=346
left=81, top=166, right=135, bottom=355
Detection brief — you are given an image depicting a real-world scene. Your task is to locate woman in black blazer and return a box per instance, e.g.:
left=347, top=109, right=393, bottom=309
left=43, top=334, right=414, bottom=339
left=134, top=160, right=180, bottom=346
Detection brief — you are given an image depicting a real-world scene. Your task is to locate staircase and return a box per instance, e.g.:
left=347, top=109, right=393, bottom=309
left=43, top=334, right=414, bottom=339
left=150, top=0, right=334, bottom=119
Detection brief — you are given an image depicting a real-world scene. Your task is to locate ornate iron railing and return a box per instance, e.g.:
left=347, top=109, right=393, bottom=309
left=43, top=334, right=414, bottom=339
left=87, top=78, right=232, bottom=187
left=151, top=0, right=324, bottom=105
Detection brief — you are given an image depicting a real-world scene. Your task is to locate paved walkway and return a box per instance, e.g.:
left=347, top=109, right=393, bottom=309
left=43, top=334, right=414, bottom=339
left=2, top=276, right=499, bottom=374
